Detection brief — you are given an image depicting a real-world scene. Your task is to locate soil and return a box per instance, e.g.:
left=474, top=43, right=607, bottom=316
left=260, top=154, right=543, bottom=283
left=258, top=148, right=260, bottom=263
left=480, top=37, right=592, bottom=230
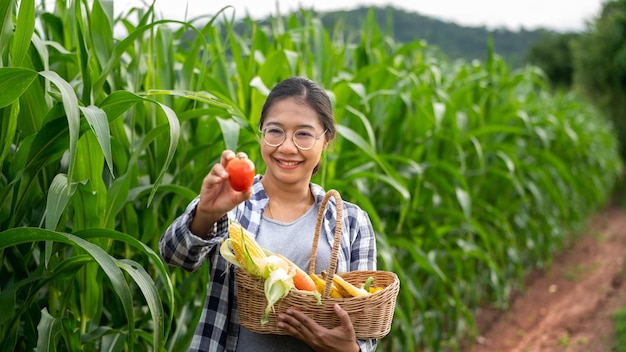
left=462, top=195, right=626, bottom=352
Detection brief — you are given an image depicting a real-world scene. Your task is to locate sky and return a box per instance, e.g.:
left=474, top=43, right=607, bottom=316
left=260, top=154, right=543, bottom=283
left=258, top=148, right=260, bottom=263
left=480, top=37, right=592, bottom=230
left=117, top=0, right=606, bottom=31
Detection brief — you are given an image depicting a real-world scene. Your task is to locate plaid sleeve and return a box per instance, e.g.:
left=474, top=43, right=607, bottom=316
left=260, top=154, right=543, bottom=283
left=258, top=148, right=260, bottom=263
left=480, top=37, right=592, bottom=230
left=159, top=197, right=229, bottom=272
left=188, top=254, right=239, bottom=352
left=344, top=204, right=377, bottom=272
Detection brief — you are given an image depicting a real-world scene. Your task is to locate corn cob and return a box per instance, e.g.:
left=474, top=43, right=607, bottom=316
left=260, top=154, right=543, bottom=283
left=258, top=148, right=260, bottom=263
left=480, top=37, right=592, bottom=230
left=330, top=273, right=370, bottom=297
left=368, top=286, right=384, bottom=293
left=310, top=272, right=344, bottom=298
left=227, top=220, right=267, bottom=277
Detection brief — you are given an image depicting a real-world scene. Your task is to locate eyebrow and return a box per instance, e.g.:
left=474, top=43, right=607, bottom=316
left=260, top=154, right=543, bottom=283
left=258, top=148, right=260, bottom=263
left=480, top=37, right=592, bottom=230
left=263, top=121, right=317, bottom=130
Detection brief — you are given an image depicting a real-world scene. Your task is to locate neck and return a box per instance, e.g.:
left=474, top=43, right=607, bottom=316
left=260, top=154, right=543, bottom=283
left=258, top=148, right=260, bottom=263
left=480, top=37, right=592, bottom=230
left=261, top=178, right=314, bottom=221
left=261, top=177, right=312, bottom=204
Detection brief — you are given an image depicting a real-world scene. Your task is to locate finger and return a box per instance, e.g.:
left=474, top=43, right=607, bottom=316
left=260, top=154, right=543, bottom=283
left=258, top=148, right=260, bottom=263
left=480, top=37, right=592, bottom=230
left=201, top=165, right=228, bottom=191
left=286, top=307, right=309, bottom=322
left=209, top=163, right=229, bottom=180
left=235, top=187, right=253, bottom=203
left=280, top=309, right=313, bottom=330
left=220, top=149, right=236, bottom=166
left=235, top=151, right=249, bottom=159
left=334, top=304, right=355, bottom=331
left=277, top=312, right=301, bottom=335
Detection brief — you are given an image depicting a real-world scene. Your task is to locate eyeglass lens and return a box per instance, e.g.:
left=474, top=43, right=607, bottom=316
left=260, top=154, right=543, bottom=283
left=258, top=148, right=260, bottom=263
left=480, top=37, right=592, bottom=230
left=261, top=127, right=322, bottom=150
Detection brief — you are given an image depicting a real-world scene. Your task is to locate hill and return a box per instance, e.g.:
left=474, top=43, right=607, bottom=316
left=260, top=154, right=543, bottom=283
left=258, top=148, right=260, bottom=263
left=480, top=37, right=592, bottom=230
left=315, top=6, right=555, bottom=68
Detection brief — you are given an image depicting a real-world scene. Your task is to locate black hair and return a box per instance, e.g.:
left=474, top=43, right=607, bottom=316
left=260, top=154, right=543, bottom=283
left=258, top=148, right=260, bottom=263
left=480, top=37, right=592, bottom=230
left=259, top=77, right=335, bottom=175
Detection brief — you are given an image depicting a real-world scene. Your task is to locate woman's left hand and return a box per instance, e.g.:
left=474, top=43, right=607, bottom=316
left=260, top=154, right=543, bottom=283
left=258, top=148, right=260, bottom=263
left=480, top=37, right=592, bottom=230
left=277, top=304, right=360, bottom=352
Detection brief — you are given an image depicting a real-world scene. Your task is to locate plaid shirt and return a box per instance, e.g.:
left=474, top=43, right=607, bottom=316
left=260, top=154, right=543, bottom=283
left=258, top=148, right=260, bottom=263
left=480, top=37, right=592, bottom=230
left=159, top=177, right=378, bottom=352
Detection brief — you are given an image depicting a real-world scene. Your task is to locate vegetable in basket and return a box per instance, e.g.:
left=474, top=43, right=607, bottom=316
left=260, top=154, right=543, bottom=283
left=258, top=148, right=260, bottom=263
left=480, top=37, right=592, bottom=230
left=319, top=271, right=377, bottom=298
left=220, top=221, right=321, bottom=323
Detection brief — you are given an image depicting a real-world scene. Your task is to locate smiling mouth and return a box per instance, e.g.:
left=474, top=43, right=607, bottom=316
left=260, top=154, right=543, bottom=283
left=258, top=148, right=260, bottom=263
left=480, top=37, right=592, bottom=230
left=277, top=159, right=302, bottom=166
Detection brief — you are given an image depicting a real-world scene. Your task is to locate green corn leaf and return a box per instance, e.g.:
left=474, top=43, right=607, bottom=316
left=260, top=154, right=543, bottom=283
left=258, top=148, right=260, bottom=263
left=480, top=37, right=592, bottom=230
left=80, top=105, right=114, bottom=177
left=75, top=228, right=175, bottom=308
left=36, top=308, right=62, bottom=352
left=148, top=102, right=180, bottom=205
left=81, top=326, right=126, bottom=352
left=104, top=173, right=133, bottom=229
left=143, top=89, right=231, bottom=108
left=0, top=102, right=19, bottom=168
left=11, top=0, right=34, bottom=67
left=99, top=90, right=142, bottom=123
left=388, top=237, right=447, bottom=281
left=38, top=71, right=80, bottom=187
left=217, top=116, right=241, bottom=152
left=117, top=259, right=164, bottom=350
left=0, top=285, right=17, bottom=325
left=345, top=105, right=376, bottom=147
left=126, top=183, right=198, bottom=205
left=100, top=91, right=182, bottom=207
left=44, top=174, right=80, bottom=231
left=0, top=228, right=136, bottom=347
left=92, top=19, right=196, bottom=97
left=90, top=0, right=114, bottom=68
left=455, top=187, right=471, bottom=222
left=0, top=0, right=15, bottom=61
left=0, top=67, right=38, bottom=108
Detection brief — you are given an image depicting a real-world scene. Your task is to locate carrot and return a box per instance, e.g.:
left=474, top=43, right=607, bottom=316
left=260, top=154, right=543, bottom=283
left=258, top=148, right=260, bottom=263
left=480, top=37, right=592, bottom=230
left=274, top=254, right=317, bottom=292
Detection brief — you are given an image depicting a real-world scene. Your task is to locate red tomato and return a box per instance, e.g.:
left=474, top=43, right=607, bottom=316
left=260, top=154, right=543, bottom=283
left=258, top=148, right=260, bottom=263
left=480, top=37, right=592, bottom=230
left=226, top=154, right=255, bottom=192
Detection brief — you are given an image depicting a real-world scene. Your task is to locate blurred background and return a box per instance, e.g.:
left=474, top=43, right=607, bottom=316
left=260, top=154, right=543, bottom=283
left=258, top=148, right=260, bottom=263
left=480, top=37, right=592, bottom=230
left=2, top=0, right=626, bottom=351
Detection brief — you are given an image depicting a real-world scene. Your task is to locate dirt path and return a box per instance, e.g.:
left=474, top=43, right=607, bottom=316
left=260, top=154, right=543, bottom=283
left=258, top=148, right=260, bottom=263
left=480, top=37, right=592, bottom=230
left=463, top=199, right=626, bottom=352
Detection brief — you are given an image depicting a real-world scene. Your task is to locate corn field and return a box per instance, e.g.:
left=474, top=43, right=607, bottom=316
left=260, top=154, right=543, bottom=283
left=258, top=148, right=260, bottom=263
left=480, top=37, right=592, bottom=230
left=0, top=1, right=622, bottom=351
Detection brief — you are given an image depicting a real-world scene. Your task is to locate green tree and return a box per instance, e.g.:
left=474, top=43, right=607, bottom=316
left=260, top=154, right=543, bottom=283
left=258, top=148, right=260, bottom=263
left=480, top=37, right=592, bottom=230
left=525, top=31, right=580, bottom=89
left=573, top=0, right=626, bottom=158
left=316, top=6, right=544, bottom=67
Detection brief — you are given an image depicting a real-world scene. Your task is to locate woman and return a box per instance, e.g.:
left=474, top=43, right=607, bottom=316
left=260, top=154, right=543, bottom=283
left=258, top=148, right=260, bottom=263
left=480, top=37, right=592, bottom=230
left=160, top=76, right=377, bottom=351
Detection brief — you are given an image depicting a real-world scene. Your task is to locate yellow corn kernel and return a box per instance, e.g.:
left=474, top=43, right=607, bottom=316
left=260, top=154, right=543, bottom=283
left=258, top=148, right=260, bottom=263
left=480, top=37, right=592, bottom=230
left=228, top=221, right=267, bottom=277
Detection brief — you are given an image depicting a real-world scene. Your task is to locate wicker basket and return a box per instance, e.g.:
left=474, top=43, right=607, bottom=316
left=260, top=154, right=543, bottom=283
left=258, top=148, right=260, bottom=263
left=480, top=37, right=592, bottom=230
left=235, top=189, right=400, bottom=339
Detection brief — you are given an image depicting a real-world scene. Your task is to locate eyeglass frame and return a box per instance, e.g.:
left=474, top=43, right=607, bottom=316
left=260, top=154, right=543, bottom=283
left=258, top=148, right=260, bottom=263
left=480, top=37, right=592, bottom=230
left=259, top=126, right=328, bottom=151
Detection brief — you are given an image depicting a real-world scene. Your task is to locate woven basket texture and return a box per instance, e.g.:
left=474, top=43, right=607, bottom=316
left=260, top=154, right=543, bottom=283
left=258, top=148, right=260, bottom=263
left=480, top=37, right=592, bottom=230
left=235, top=190, right=400, bottom=339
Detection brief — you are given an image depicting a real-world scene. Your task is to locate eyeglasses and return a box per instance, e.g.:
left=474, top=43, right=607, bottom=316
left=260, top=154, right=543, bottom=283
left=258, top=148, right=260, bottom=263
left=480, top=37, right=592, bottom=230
left=260, top=126, right=328, bottom=151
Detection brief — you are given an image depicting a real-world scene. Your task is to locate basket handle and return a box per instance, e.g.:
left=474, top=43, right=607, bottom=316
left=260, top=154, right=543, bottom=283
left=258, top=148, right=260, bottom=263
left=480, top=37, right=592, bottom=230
left=308, top=189, right=343, bottom=299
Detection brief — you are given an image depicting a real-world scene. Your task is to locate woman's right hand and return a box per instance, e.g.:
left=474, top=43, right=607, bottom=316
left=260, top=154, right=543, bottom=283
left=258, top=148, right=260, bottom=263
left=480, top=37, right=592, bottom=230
left=190, top=150, right=254, bottom=238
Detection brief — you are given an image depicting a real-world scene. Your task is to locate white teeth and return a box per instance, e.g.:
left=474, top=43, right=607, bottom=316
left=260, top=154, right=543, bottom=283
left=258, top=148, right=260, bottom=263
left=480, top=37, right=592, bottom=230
left=279, top=160, right=300, bottom=166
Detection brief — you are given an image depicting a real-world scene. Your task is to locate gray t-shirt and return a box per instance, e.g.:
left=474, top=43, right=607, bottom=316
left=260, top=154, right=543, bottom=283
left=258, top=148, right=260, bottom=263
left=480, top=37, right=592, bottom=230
left=236, top=203, right=333, bottom=351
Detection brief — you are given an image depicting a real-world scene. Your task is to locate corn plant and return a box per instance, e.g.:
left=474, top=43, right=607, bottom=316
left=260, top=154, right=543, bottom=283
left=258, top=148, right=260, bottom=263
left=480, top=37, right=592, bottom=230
left=1, top=1, right=622, bottom=351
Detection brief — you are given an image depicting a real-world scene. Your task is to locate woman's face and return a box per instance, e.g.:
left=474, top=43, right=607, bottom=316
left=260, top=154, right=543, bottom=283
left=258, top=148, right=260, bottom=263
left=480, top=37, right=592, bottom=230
left=260, top=97, right=328, bottom=187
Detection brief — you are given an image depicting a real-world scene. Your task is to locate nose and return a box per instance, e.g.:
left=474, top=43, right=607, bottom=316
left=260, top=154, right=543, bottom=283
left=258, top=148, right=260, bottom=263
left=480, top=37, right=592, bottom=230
left=278, top=132, right=299, bottom=152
